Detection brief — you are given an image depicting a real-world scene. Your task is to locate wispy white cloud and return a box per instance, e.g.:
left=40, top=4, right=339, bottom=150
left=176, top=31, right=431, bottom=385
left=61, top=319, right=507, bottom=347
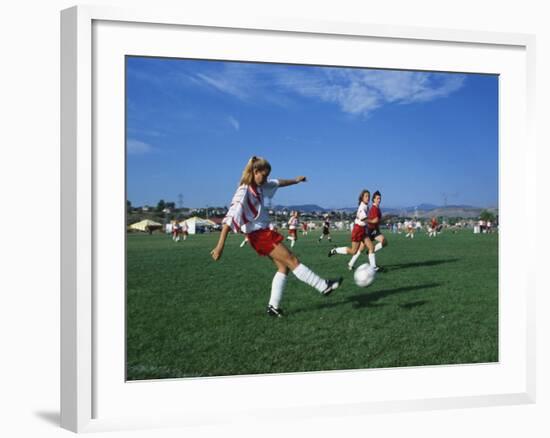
left=275, top=68, right=466, bottom=116
left=127, top=139, right=154, bottom=154
left=227, top=116, right=240, bottom=131
left=195, top=72, right=250, bottom=100
left=130, top=60, right=466, bottom=118
left=192, top=64, right=292, bottom=107
left=189, top=64, right=466, bottom=117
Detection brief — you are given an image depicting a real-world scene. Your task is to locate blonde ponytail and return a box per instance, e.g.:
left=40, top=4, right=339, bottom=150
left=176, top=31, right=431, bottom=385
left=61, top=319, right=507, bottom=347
left=239, top=156, right=271, bottom=185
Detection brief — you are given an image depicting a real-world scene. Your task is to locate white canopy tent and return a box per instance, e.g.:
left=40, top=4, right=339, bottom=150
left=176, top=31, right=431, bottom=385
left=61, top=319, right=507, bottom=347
left=181, top=216, right=216, bottom=234
left=129, top=219, right=163, bottom=233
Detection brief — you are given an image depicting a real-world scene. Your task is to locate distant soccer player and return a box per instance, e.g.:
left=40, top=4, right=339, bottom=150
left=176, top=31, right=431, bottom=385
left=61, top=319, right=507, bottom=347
left=328, top=190, right=374, bottom=270
left=180, top=220, right=189, bottom=240
left=171, top=220, right=180, bottom=242
left=302, top=221, right=309, bottom=236
left=405, top=220, right=415, bottom=239
left=211, top=156, right=343, bottom=317
left=287, top=211, right=299, bottom=248
left=318, top=215, right=332, bottom=242
left=365, top=190, right=388, bottom=271
left=429, top=216, right=438, bottom=237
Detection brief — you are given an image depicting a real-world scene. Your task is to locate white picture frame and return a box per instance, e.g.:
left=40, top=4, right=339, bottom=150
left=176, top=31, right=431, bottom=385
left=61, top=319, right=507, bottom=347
left=60, top=4, right=536, bottom=433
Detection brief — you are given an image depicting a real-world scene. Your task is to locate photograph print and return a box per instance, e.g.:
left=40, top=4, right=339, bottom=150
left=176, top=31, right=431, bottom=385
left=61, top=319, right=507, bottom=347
left=125, top=56, right=498, bottom=380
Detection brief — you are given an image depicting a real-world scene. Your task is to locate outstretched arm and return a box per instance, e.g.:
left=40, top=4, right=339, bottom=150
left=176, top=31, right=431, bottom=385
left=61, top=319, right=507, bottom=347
left=211, top=224, right=231, bottom=261
left=277, top=176, right=307, bottom=188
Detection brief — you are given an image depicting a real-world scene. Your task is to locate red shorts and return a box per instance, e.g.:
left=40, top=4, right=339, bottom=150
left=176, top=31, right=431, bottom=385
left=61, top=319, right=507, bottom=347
left=288, top=229, right=297, bottom=239
left=247, top=229, right=284, bottom=256
left=351, top=224, right=366, bottom=242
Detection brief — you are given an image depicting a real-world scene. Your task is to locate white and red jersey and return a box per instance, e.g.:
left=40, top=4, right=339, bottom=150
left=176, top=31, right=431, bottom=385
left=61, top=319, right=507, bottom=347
left=222, top=179, right=279, bottom=234
left=180, top=222, right=188, bottom=232
left=288, top=216, right=298, bottom=230
left=354, top=201, right=369, bottom=227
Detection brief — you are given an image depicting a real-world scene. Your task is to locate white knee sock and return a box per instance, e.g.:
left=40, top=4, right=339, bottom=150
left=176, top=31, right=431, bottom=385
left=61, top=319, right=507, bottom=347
left=269, top=272, right=287, bottom=309
left=292, top=263, right=327, bottom=293
left=374, top=242, right=383, bottom=252
left=348, top=250, right=362, bottom=268
left=368, top=253, right=376, bottom=268
left=335, top=247, right=348, bottom=255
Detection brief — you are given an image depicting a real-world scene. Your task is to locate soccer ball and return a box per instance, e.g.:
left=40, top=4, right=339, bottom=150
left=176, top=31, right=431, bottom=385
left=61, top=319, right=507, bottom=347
left=353, top=263, right=376, bottom=287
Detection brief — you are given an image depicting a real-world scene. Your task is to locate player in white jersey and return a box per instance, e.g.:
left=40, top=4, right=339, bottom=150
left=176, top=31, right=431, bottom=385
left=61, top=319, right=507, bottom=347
left=405, top=220, right=415, bottom=239
left=171, top=220, right=181, bottom=242
left=211, top=156, right=343, bottom=317
left=180, top=221, right=189, bottom=240
left=287, top=211, right=299, bottom=248
left=328, top=190, right=374, bottom=270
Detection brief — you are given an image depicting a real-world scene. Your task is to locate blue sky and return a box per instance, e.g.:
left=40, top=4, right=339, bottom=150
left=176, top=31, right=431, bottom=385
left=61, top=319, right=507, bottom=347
left=126, top=57, right=498, bottom=209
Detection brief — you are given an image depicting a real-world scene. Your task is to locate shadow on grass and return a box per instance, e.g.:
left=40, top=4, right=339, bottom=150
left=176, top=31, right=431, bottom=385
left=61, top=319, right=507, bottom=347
left=347, top=283, right=440, bottom=308
left=382, top=258, right=459, bottom=271
left=295, top=283, right=441, bottom=314
left=399, top=300, right=429, bottom=310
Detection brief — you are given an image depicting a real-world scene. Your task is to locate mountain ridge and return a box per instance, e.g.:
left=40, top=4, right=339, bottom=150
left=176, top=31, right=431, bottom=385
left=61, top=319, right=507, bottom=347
left=271, top=203, right=497, bottom=218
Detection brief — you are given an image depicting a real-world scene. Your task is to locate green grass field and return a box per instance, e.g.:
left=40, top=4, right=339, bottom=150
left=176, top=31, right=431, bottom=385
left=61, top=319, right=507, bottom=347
left=126, top=229, right=498, bottom=380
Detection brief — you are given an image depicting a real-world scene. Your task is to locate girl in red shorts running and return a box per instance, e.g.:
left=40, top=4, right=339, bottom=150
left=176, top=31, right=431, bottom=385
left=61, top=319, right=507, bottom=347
left=211, top=156, right=343, bottom=317
left=328, top=190, right=374, bottom=269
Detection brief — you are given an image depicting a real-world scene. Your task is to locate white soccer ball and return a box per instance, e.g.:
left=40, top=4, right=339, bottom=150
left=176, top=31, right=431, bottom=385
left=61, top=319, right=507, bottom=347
left=353, top=263, right=376, bottom=288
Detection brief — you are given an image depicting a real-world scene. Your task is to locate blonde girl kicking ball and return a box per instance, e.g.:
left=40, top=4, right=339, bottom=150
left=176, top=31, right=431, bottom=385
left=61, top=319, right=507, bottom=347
left=211, top=156, right=343, bottom=317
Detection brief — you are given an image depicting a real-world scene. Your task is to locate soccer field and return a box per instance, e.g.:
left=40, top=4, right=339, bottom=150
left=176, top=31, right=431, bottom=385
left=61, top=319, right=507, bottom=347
left=126, top=229, right=498, bottom=380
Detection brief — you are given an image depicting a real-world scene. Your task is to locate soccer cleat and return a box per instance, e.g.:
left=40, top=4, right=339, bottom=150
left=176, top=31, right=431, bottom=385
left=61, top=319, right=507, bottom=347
left=347, top=264, right=355, bottom=271
left=322, top=277, right=343, bottom=296
left=373, top=266, right=385, bottom=273
left=328, top=248, right=337, bottom=257
left=267, top=304, right=284, bottom=317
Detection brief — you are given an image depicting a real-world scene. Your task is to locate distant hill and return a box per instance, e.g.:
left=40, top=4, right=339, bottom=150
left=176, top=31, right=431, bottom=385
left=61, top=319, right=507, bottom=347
left=272, top=203, right=497, bottom=218
left=419, top=206, right=497, bottom=219
left=272, top=204, right=326, bottom=212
